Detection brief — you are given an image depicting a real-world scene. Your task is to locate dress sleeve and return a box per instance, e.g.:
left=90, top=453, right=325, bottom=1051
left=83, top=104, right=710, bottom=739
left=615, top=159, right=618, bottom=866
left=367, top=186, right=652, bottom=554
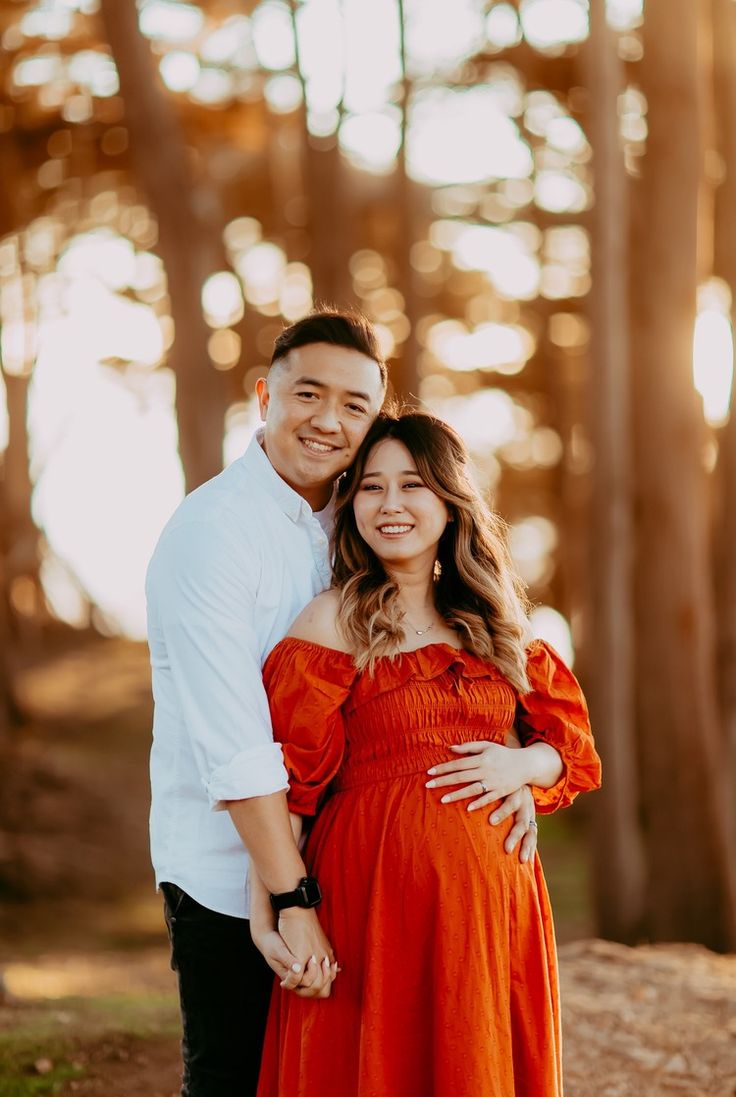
left=262, top=639, right=357, bottom=817
left=516, top=640, right=602, bottom=813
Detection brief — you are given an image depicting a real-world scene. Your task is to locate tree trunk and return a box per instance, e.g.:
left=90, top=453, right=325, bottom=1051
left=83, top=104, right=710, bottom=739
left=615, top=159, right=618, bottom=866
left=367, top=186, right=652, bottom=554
left=288, top=1, right=349, bottom=307
left=391, top=0, right=419, bottom=402
left=99, top=0, right=227, bottom=493
left=712, top=0, right=736, bottom=770
left=631, top=0, right=736, bottom=949
left=583, top=0, right=645, bottom=943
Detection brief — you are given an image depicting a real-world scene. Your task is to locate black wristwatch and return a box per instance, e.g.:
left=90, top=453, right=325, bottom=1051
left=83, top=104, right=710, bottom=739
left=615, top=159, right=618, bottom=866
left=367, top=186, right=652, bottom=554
left=269, top=876, right=322, bottom=913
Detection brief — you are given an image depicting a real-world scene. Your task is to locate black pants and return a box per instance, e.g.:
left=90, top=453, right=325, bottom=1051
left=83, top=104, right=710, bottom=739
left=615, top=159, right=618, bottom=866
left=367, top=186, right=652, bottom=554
left=162, top=883, right=274, bottom=1097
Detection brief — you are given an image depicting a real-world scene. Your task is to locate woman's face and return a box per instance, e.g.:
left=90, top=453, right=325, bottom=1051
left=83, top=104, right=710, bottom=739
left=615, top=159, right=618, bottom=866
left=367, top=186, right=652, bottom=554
left=352, top=438, right=449, bottom=569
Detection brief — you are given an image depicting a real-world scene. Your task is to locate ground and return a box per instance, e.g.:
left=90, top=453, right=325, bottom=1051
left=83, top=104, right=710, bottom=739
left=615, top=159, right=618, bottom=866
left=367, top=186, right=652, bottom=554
left=0, top=639, right=734, bottom=1096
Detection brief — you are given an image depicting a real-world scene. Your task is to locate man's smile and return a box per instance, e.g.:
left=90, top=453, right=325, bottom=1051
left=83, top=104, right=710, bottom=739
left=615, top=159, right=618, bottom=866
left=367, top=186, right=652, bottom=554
left=300, top=437, right=342, bottom=455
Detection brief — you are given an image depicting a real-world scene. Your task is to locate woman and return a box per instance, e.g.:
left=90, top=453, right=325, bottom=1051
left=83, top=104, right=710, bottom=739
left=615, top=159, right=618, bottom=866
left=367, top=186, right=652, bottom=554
left=253, top=412, right=601, bottom=1096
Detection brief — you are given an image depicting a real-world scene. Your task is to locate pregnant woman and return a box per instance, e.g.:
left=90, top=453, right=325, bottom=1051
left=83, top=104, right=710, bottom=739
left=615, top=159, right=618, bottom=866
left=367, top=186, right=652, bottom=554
left=252, top=412, right=601, bottom=1096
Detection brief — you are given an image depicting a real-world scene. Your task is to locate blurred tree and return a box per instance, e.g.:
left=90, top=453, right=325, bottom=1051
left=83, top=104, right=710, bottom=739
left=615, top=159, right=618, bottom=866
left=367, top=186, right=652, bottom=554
left=288, top=0, right=349, bottom=310
left=100, top=0, right=228, bottom=493
left=583, top=0, right=644, bottom=945
left=392, top=0, right=420, bottom=401
left=712, top=0, right=736, bottom=770
left=632, top=0, right=736, bottom=950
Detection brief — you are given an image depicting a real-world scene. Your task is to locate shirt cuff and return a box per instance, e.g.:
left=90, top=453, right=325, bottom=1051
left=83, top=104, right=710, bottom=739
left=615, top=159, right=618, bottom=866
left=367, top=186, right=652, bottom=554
left=206, top=743, right=290, bottom=811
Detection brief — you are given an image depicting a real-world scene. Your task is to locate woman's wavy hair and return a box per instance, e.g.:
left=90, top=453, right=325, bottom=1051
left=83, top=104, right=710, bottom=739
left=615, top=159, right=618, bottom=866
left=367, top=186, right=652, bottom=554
left=332, top=412, right=532, bottom=690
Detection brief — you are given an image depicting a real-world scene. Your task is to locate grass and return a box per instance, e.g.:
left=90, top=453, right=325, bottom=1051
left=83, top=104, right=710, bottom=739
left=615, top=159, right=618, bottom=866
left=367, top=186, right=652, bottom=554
left=0, top=992, right=179, bottom=1097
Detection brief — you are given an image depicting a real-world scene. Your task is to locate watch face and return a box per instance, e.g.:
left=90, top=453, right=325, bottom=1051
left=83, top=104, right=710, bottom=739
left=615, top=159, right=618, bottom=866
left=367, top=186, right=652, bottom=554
left=299, top=877, right=322, bottom=907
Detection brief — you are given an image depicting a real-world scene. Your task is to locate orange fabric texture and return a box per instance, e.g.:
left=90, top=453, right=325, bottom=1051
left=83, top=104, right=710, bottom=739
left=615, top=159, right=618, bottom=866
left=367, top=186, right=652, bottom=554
left=257, top=638, right=601, bottom=1097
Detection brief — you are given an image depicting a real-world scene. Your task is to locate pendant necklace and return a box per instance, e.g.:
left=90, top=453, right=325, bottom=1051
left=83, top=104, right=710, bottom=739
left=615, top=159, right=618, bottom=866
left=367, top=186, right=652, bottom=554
left=404, top=616, right=436, bottom=637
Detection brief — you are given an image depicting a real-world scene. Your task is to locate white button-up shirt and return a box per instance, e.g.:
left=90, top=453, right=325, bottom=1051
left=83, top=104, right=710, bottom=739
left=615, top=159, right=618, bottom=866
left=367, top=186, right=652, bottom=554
left=146, top=430, right=333, bottom=918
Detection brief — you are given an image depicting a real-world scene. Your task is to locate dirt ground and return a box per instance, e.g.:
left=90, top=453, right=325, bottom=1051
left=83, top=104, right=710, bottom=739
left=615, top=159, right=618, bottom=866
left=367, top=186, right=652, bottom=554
left=1, top=638, right=735, bottom=1096
left=1, top=937, right=734, bottom=1096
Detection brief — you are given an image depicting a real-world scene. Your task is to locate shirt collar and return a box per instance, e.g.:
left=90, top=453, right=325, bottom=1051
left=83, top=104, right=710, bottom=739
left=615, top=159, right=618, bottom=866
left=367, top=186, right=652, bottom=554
left=241, top=428, right=335, bottom=526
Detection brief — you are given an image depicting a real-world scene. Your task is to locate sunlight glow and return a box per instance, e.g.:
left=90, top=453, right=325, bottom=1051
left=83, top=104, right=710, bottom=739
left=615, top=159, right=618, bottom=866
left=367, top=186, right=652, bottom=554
left=296, top=0, right=344, bottom=114
left=342, top=0, right=401, bottom=113
left=340, top=110, right=402, bottom=172
left=509, top=516, right=557, bottom=586
left=264, top=74, right=302, bottom=112
left=235, top=242, right=287, bottom=308
left=529, top=606, right=574, bottom=665
left=160, top=51, right=201, bottom=93
left=409, top=87, right=533, bottom=186
left=486, top=5, right=522, bottom=50
left=200, top=16, right=255, bottom=68
left=139, top=1, right=204, bottom=42
left=520, top=0, right=588, bottom=51
left=252, top=2, right=296, bottom=71
left=693, top=280, right=734, bottom=427
left=606, top=0, right=643, bottom=32
left=202, top=272, right=244, bottom=329
left=448, top=223, right=541, bottom=300
left=403, top=0, right=485, bottom=75
left=30, top=330, right=183, bottom=638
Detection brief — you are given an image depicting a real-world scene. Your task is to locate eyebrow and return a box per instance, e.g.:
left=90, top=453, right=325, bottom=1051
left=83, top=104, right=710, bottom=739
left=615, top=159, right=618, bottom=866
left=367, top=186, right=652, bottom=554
left=291, top=375, right=372, bottom=403
left=361, top=469, right=420, bottom=478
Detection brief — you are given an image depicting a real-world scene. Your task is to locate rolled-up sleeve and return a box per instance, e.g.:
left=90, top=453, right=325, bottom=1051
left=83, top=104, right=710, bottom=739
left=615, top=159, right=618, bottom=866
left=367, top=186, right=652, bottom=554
left=149, top=517, right=289, bottom=810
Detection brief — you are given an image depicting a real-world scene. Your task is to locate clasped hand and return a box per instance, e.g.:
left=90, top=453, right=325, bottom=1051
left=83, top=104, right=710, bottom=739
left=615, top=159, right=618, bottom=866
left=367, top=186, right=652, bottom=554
left=426, top=740, right=538, bottom=862
left=251, top=908, right=339, bottom=999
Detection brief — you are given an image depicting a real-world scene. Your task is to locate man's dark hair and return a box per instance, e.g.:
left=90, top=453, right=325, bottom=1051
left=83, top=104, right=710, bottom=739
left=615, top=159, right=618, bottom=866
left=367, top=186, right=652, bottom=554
left=270, top=308, right=387, bottom=387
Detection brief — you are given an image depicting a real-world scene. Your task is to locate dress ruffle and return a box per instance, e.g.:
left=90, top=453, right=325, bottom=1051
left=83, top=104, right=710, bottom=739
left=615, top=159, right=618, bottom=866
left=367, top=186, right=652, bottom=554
left=263, top=636, right=600, bottom=816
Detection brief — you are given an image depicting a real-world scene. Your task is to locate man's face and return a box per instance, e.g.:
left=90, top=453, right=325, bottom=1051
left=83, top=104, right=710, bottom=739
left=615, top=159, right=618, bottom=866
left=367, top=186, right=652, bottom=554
left=256, top=342, right=385, bottom=510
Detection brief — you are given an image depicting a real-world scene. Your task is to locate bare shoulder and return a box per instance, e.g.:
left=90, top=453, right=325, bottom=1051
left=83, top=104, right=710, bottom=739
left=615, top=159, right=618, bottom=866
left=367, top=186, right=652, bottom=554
left=287, top=589, right=350, bottom=652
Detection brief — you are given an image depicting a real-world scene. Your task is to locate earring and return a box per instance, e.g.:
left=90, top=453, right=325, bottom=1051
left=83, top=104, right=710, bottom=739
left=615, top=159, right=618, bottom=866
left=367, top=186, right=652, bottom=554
left=433, top=559, right=442, bottom=581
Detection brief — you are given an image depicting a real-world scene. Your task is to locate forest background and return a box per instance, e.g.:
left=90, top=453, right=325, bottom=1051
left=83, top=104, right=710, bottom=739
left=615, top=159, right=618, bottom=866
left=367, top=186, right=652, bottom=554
left=0, top=1, right=735, bottom=1094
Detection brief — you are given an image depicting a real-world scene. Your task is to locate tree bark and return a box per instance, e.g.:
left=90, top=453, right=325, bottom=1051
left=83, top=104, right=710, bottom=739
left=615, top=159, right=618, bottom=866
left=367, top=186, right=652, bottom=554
left=99, top=0, right=227, bottom=493
left=288, top=1, right=349, bottom=307
left=583, top=0, right=645, bottom=943
left=390, top=0, right=420, bottom=402
left=631, top=0, right=736, bottom=949
left=711, top=0, right=736, bottom=770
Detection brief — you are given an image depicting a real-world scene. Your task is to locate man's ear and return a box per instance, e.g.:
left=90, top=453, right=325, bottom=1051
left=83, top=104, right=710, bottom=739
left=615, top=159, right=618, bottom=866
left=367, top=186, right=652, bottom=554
left=255, top=377, right=269, bottom=422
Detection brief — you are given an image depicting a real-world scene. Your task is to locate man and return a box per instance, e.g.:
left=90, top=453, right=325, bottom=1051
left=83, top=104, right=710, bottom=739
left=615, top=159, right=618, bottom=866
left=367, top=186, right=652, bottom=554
left=146, top=308, right=536, bottom=1097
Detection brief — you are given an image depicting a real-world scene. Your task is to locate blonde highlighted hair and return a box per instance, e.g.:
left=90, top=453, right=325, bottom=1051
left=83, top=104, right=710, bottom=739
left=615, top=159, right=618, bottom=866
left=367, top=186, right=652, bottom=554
left=332, top=412, right=532, bottom=692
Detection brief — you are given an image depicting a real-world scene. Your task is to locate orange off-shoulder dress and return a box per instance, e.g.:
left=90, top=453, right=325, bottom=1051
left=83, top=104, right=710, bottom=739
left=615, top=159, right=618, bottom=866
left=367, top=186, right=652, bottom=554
left=256, top=639, right=601, bottom=1097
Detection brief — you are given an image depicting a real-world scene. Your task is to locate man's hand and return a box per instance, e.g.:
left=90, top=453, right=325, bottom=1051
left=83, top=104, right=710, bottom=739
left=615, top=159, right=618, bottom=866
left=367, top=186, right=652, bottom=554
left=250, top=922, right=302, bottom=980
left=489, top=785, right=538, bottom=863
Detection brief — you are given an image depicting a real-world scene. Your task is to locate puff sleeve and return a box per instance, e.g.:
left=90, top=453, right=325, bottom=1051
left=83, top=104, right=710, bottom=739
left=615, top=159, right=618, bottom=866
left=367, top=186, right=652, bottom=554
left=517, top=640, right=602, bottom=813
left=262, top=638, right=358, bottom=817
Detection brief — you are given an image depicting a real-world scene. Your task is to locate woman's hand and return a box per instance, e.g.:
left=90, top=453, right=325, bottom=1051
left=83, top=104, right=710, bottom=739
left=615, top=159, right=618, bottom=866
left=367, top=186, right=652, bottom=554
left=277, top=908, right=339, bottom=999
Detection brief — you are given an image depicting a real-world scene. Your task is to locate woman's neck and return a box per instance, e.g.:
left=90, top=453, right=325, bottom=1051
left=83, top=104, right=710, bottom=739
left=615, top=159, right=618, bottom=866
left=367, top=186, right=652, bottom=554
left=388, top=564, right=436, bottom=616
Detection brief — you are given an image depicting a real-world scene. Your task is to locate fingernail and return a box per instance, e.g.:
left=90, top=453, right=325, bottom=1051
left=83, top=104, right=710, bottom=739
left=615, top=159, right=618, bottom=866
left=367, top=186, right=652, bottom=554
left=291, top=963, right=302, bottom=973
left=467, top=803, right=477, bottom=812
left=426, top=780, right=436, bottom=788
left=440, top=795, right=450, bottom=803
left=310, top=954, right=317, bottom=965
left=490, top=814, right=499, bottom=824
left=427, top=768, right=436, bottom=776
